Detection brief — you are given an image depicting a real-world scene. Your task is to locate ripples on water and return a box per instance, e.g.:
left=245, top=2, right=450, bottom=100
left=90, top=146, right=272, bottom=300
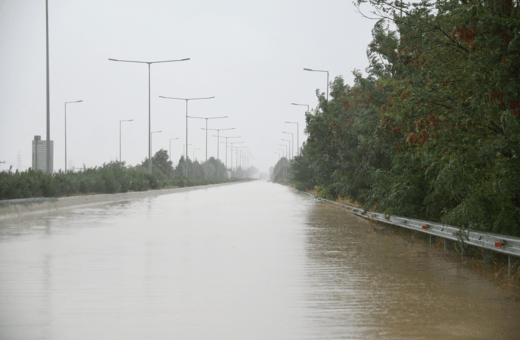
left=1, top=181, right=519, bottom=340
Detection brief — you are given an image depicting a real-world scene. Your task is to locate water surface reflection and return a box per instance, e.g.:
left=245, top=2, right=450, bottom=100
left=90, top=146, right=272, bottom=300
left=0, top=182, right=518, bottom=340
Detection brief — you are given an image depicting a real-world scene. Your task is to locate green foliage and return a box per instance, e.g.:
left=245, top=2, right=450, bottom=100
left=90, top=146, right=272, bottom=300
left=290, top=0, right=520, bottom=236
left=0, top=152, right=246, bottom=200
left=271, top=157, right=290, bottom=183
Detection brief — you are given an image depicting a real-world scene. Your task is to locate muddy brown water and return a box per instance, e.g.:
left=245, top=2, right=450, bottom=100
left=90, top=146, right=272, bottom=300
left=1, top=181, right=519, bottom=339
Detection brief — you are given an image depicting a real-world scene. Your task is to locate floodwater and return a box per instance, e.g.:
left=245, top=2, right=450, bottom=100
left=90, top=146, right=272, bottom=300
left=1, top=181, right=519, bottom=340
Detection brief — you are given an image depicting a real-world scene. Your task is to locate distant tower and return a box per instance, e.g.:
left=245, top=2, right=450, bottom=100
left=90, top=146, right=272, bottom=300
left=32, top=136, right=54, bottom=172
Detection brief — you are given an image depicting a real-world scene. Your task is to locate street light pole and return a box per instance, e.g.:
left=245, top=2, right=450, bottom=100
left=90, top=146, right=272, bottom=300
left=108, top=57, right=189, bottom=175
left=285, top=122, right=299, bottom=156
left=189, top=116, right=227, bottom=162
left=183, top=144, right=192, bottom=158
left=235, top=147, right=248, bottom=170
left=291, top=102, right=310, bottom=113
left=283, top=132, right=294, bottom=160
left=150, top=131, right=162, bottom=163
left=120, top=119, right=133, bottom=164
left=193, top=148, right=200, bottom=162
left=282, top=139, right=291, bottom=159
left=169, top=138, right=179, bottom=162
left=228, top=141, right=244, bottom=170
left=65, top=100, right=83, bottom=174
left=159, top=96, right=214, bottom=176
left=303, top=68, right=329, bottom=101
left=215, top=136, right=240, bottom=168
left=46, top=0, right=51, bottom=174
left=201, top=128, right=235, bottom=161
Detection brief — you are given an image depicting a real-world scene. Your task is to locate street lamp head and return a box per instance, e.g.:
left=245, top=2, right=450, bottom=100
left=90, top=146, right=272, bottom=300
left=303, top=68, right=313, bottom=71
left=181, top=58, right=190, bottom=61
left=108, top=58, right=118, bottom=61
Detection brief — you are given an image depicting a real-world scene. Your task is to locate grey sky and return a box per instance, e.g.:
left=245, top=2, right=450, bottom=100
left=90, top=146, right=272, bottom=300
left=0, top=0, right=375, bottom=174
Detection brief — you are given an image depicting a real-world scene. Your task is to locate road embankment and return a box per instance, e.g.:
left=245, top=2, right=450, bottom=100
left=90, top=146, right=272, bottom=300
left=0, top=182, right=241, bottom=220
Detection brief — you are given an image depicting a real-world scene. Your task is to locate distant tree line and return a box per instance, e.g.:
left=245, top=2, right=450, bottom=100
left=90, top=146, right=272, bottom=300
left=0, top=149, right=255, bottom=200
left=288, top=0, right=520, bottom=236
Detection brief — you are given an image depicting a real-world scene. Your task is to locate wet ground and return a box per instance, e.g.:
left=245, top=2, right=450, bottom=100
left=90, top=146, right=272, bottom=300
left=1, top=181, right=519, bottom=339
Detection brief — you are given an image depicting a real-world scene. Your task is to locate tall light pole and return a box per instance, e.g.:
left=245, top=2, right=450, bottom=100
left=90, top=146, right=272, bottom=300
left=151, top=131, right=162, bottom=161
left=108, top=57, right=189, bottom=174
left=282, top=139, right=291, bottom=159
left=235, top=147, right=248, bottom=169
left=283, top=132, right=294, bottom=160
left=228, top=141, right=244, bottom=170
left=159, top=96, right=214, bottom=176
left=303, top=68, right=329, bottom=101
left=46, top=0, right=51, bottom=174
left=215, top=136, right=240, bottom=168
left=65, top=100, right=83, bottom=173
left=169, top=138, right=179, bottom=162
left=193, top=148, right=200, bottom=161
left=202, top=127, right=235, bottom=161
left=183, top=144, right=192, bottom=158
left=189, top=116, right=227, bottom=162
left=120, top=119, right=133, bottom=164
left=285, top=122, right=299, bottom=156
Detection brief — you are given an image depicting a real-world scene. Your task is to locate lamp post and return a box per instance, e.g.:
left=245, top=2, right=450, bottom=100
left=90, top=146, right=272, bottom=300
left=108, top=57, right=189, bottom=174
left=285, top=122, right=299, bottom=156
left=120, top=119, right=133, bottom=164
left=215, top=136, right=240, bottom=168
left=65, top=100, right=83, bottom=173
left=45, top=0, right=51, bottom=174
left=282, top=132, right=294, bottom=160
left=235, top=147, right=248, bottom=170
left=189, top=116, right=227, bottom=162
left=228, top=141, right=244, bottom=170
left=193, top=148, right=200, bottom=161
left=151, top=131, right=162, bottom=160
left=159, top=96, right=214, bottom=176
left=291, top=102, right=310, bottom=113
left=201, top=127, right=235, bottom=161
left=303, top=68, right=329, bottom=101
left=282, top=139, right=291, bottom=159
left=192, top=148, right=201, bottom=178
left=274, top=151, right=281, bottom=159
left=169, top=138, right=179, bottom=162
left=183, top=144, right=192, bottom=158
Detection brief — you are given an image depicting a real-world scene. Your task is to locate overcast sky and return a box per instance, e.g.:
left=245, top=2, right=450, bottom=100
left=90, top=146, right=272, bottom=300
left=0, top=0, right=376, bottom=175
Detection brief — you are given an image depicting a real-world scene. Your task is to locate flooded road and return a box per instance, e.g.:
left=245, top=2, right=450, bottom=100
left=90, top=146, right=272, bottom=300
left=1, top=181, right=519, bottom=339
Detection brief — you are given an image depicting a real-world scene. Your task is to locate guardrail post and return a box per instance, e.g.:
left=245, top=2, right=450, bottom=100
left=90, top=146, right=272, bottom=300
left=483, top=249, right=491, bottom=265
left=461, top=244, right=468, bottom=258
left=444, top=239, right=452, bottom=250
left=429, top=235, right=436, bottom=246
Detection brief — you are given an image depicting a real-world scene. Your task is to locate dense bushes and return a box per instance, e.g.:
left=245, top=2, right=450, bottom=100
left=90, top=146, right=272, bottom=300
left=0, top=162, right=159, bottom=200
left=290, top=0, right=520, bottom=236
left=0, top=154, right=250, bottom=200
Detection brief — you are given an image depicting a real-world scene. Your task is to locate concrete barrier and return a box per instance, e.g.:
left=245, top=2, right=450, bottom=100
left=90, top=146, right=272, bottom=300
left=0, top=182, right=240, bottom=221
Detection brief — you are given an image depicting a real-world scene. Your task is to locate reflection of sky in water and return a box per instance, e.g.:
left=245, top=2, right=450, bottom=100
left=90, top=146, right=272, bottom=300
left=1, top=182, right=519, bottom=340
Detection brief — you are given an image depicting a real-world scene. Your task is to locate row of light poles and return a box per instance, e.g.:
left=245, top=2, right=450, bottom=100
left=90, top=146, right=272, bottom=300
left=44, top=3, right=251, bottom=176
left=273, top=67, right=329, bottom=175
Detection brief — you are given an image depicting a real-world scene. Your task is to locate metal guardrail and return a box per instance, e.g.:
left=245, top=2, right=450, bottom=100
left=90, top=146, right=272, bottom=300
left=304, top=192, right=520, bottom=261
